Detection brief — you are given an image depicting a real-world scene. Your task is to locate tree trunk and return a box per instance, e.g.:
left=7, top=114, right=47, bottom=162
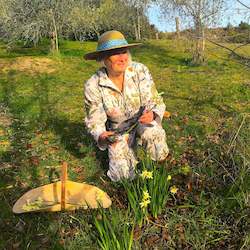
left=202, top=29, right=205, bottom=56
left=50, top=32, right=56, bottom=52
left=138, top=16, right=141, bottom=40
left=192, top=18, right=205, bottom=65
left=175, top=17, right=180, bottom=39
left=134, top=22, right=138, bottom=40
left=51, top=10, right=59, bottom=53
left=137, top=8, right=141, bottom=40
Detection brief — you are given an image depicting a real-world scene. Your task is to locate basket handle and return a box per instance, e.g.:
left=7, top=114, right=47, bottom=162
left=61, top=162, right=67, bottom=210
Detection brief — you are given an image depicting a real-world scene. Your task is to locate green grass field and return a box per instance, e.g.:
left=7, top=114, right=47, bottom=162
left=0, top=39, right=249, bottom=249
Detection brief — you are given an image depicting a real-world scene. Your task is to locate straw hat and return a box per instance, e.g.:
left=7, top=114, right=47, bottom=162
left=84, top=30, right=141, bottom=60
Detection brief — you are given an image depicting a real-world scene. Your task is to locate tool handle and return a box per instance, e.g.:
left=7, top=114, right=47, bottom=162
left=61, top=162, right=67, bottom=210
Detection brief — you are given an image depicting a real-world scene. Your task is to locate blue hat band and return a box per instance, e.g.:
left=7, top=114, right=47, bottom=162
left=97, top=39, right=128, bottom=51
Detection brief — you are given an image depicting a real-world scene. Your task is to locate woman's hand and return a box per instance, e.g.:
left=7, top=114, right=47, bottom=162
left=139, top=110, right=154, bottom=124
left=98, top=131, right=116, bottom=146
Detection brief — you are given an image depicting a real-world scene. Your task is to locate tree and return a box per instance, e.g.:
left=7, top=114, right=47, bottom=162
left=126, top=0, right=150, bottom=40
left=158, top=0, right=226, bottom=64
left=74, top=0, right=154, bottom=40
left=0, top=0, right=156, bottom=46
left=236, top=0, right=250, bottom=10
left=226, top=22, right=234, bottom=31
left=209, top=0, right=250, bottom=67
left=0, top=1, right=9, bottom=39
left=68, top=1, right=101, bottom=41
left=239, top=21, right=250, bottom=30
left=1, top=0, right=75, bottom=51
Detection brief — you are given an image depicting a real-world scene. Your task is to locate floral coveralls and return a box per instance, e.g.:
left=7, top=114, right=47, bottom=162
left=84, top=62, right=169, bottom=181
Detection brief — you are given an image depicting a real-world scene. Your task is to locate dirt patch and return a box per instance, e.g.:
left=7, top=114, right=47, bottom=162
left=0, top=57, right=56, bottom=75
left=0, top=105, right=12, bottom=127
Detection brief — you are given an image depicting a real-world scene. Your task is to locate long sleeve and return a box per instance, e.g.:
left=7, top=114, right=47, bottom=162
left=84, top=78, right=107, bottom=150
left=137, top=64, right=166, bottom=124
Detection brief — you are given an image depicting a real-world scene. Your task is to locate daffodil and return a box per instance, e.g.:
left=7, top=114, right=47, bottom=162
left=139, top=190, right=151, bottom=209
left=139, top=198, right=150, bottom=208
left=140, top=170, right=153, bottom=179
left=167, top=175, right=172, bottom=181
left=170, top=185, right=179, bottom=194
left=142, top=190, right=151, bottom=200
left=0, top=140, right=10, bottom=146
left=180, top=165, right=191, bottom=175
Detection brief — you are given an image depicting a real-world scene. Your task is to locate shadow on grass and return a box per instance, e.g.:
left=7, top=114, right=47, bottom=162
left=48, top=117, right=109, bottom=169
left=134, top=43, right=192, bottom=67
left=164, top=93, right=237, bottom=117
left=0, top=76, right=104, bottom=248
left=1, top=71, right=109, bottom=186
left=0, top=44, right=50, bottom=58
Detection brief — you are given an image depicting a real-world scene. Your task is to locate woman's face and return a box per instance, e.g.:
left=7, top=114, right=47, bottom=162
left=104, top=49, right=129, bottom=75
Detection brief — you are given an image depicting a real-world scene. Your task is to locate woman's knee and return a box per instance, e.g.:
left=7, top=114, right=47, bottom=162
left=137, top=123, right=169, bottom=161
left=107, top=137, right=138, bottom=181
left=107, top=158, right=137, bottom=181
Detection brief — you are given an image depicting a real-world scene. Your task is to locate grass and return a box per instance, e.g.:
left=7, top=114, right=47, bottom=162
left=0, top=38, right=249, bottom=249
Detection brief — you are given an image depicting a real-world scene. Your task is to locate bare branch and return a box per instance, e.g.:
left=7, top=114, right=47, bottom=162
left=236, top=0, right=250, bottom=10
left=233, top=41, right=250, bottom=52
left=206, top=38, right=250, bottom=66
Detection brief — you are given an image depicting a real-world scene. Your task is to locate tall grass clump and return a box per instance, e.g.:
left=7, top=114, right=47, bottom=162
left=93, top=208, right=134, bottom=250
left=204, top=114, right=250, bottom=249
left=222, top=114, right=250, bottom=249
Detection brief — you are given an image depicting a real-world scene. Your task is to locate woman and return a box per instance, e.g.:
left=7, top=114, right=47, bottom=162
left=84, top=30, right=169, bottom=181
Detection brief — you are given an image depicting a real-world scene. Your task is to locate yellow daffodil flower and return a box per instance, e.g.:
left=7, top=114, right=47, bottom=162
left=181, top=165, right=191, bottom=175
left=139, top=198, right=150, bottom=208
left=139, top=190, right=151, bottom=209
left=167, top=175, right=172, bottom=181
left=0, top=140, right=10, bottom=146
left=142, top=190, right=151, bottom=200
left=140, top=170, right=153, bottom=179
left=170, top=185, right=179, bottom=194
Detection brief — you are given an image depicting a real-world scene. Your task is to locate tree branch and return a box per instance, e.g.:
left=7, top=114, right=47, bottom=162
left=206, top=38, right=250, bottom=66
left=233, top=41, right=250, bottom=52
left=236, top=0, right=250, bottom=10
